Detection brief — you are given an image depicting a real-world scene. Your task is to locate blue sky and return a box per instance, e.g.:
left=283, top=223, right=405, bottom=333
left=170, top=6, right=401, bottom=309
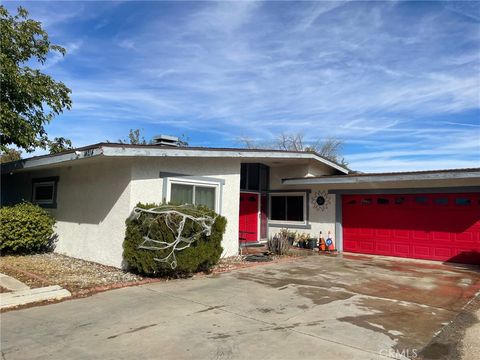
left=5, top=0, right=480, bottom=172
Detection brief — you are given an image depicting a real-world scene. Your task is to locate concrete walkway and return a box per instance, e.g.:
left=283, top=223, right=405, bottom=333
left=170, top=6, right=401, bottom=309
left=0, top=273, right=30, bottom=291
left=1, top=255, right=479, bottom=360
left=0, top=273, right=71, bottom=310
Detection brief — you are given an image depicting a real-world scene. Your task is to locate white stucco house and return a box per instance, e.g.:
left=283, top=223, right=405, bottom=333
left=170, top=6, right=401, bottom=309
left=2, top=140, right=479, bottom=267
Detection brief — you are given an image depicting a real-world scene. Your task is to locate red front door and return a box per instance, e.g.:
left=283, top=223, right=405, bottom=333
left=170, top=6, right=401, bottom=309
left=239, top=193, right=259, bottom=242
left=343, top=193, right=480, bottom=264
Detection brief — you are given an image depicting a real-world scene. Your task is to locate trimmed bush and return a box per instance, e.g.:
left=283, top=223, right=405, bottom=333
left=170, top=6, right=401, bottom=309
left=0, top=202, right=56, bottom=254
left=123, top=203, right=226, bottom=276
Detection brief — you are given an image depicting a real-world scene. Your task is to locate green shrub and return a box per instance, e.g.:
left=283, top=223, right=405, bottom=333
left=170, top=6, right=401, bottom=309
left=123, top=203, right=226, bottom=276
left=0, top=202, right=56, bottom=254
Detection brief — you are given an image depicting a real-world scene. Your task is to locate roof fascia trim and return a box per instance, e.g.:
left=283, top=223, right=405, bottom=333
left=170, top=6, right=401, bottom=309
left=101, top=146, right=349, bottom=174
left=1, top=147, right=103, bottom=173
left=282, top=170, right=480, bottom=185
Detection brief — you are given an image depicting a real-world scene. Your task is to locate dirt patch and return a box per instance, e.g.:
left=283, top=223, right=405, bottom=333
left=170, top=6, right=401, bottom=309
left=0, top=253, right=143, bottom=293
left=0, top=286, right=12, bottom=293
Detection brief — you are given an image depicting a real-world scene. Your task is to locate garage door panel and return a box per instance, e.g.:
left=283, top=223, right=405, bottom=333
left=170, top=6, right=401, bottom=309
left=433, top=247, right=452, bottom=259
left=393, top=244, right=410, bottom=257
left=431, top=231, right=451, bottom=241
left=375, top=229, right=391, bottom=238
left=393, top=229, right=410, bottom=239
left=412, top=245, right=431, bottom=258
left=375, top=241, right=392, bottom=254
left=343, top=192, right=480, bottom=265
left=360, top=241, right=375, bottom=252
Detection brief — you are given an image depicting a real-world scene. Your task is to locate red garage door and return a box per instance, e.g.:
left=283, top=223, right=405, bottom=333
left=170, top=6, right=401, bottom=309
left=343, top=193, right=480, bottom=265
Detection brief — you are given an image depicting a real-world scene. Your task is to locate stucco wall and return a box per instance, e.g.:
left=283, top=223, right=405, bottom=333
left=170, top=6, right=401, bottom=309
left=2, top=156, right=242, bottom=267
left=1, top=159, right=132, bottom=267
left=129, top=157, right=241, bottom=258
left=268, top=164, right=338, bottom=245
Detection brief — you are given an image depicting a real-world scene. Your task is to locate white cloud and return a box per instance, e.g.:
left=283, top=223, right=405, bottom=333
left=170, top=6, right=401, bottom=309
left=19, top=1, right=479, bottom=172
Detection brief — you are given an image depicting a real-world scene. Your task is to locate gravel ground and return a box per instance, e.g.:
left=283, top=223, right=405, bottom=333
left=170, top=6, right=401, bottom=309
left=0, top=249, right=310, bottom=296
left=418, top=292, right=480, bottom=360
left=0, top=253, right=143, bottom=293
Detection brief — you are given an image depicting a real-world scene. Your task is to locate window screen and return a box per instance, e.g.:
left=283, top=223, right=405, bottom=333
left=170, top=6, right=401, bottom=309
left=170, top=184, right=193, bottom=205
left=170, top=183, right=216, bottom=210
left=195, top=186, right=215, bottom=209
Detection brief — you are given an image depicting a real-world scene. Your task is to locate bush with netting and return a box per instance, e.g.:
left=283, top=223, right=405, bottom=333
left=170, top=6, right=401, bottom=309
left=123, top=203, right=226, bottom=276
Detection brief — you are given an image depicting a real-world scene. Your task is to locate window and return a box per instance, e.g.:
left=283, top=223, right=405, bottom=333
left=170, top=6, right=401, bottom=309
left=269, top=193, right=306, bottom=223
left=434, top=198, right=449, bottom=205
left=168, top=180, right=218, bottom=211
left=377, top=198, right=389, bottom=205
left=415, top=196, right=428, bottom=204
left=361, top=198, right=372, bottom=205
left=32, top=177, right=58, bottom=207
left=240, top=163, right=269, bottom=192
left=455, top=198, right=471, bottom=206
left=394, top=197, right=406, bottom=205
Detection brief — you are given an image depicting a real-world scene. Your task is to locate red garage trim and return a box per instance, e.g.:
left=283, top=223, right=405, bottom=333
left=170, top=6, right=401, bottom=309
left=343, top=193, right=480, bottom=265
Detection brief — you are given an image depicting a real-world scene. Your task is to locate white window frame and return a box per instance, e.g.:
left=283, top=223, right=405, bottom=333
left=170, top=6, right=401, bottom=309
left=32, top=181, right=56, bottom=205
left=166, top=177, right=220, bottom=213
left=268, top=192, right=308, bottom=226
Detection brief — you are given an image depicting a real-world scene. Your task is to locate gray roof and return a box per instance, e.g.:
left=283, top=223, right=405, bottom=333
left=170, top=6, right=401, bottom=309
left=282, top=167, right=480, bottom=185
left=1, top=142, right=349, bottom=174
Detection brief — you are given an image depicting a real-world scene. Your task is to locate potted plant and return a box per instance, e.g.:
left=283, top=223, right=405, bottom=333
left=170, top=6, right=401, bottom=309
left=307, top=237, right=318, bottom=250
left=296, top=232, right=309, bottom=248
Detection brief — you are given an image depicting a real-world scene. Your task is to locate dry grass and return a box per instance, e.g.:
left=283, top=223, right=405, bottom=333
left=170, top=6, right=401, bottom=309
left=0, top=253, right=143, bottom=293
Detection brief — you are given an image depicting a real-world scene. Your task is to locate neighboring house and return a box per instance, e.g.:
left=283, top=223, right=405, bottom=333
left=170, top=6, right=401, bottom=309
left=1, top=140, right=479, bottom=267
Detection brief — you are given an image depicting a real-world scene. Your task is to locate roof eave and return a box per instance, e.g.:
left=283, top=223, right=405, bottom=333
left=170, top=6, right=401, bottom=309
left=101, top=146, right=349, bottom=174
left=1, top=144, right=349, bottom=174
left=1, top=146, right=104, bottom=173
left=282, top=169, right=480, bottom=185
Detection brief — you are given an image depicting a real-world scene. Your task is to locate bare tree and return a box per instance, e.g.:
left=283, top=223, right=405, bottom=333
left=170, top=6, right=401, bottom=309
left=118, top=129, right=147, bottom=145
left=238, top=136, right=261, bottom=149
left=239, top=132, right=348, bottom=167
left=276, top=132, right=305, bottom=152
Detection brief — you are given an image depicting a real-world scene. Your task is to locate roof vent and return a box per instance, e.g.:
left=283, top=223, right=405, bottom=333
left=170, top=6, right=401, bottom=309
left=151, top=135, right=180, bottom=147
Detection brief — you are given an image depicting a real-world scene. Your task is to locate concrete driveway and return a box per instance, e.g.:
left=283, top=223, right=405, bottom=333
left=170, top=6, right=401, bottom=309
left=1, top=254, right=479, bottom=360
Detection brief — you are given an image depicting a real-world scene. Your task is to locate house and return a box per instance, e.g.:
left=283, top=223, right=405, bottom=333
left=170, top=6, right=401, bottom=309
left=2, top=139, right=479, bottom=267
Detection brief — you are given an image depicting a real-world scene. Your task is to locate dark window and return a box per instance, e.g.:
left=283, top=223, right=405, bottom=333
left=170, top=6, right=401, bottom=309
left=361, top=198, right=372, bottom=205
left=270, top=195, right=304, bottom=222
left=240, top=163, right=269, bottom=191
left=271, top=196, right=286, bottom=220
left=32, top=177, right=58, bottom=207
left=456, top=198, right=471, bottom=206
left=240, top=164, right=247, bottom=190
left=287, top=196, right=304, bottom=221
left=347, top=199, right=356, bottom=205
left=34, top=185, right=54, bottom=201
left=434, top=198, right=448, bottom=205
left=415, top=196, right=428, bottom=204
left=377, top=198, right=389, bottom=205
left=259, top=165, right=269, bottom=192
left=247, top=164, right=259, bottom=191
left=394, top=197, right=406, bottom=205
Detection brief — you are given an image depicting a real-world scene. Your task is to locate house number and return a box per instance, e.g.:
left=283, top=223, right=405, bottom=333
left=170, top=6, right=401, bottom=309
left=83, top=149, right=94, bottom=157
